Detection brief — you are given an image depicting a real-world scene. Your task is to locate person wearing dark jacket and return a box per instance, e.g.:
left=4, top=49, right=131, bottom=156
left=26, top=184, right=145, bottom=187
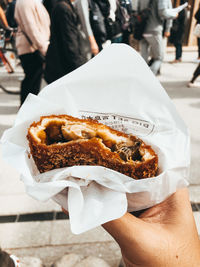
left=43, top=0, right=58, bottom=17
left=6, top=0, right=17, bottom=28
left=169, top=0, right=187, bottom=63
left=44, top=0, right=87, bottom=84
left=15, top=0, right=50, bottom=105
left=195, top=4, right=200, bottom=59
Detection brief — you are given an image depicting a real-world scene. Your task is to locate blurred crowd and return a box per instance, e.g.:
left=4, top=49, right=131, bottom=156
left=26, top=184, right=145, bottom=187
left=0, top=0, right=197, bottom=106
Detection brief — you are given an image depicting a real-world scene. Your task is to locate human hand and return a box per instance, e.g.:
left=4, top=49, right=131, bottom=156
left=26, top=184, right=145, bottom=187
left=102, top=188, right=200, bottom=267
left=164, top=31, right=170, bottom=38
left=89, top=35, right=99, bottom=56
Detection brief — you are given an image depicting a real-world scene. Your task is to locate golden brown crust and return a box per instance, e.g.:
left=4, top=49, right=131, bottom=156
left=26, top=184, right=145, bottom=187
left=27, top=114, right=158, bottom=179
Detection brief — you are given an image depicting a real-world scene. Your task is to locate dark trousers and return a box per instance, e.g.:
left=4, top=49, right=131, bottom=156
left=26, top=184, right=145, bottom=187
left=122, top=30, right=130, bottom=45
left=198, top=38, right=200, bottom=58
left=19, top=51, right=43, bottom=105
left=175, top=43, right=182, bottom=60
left=191, top=63, right=200, bottom=83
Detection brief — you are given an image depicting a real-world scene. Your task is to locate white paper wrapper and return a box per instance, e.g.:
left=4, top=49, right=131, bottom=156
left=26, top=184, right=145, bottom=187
left=1, top=44, right=189, bottom=234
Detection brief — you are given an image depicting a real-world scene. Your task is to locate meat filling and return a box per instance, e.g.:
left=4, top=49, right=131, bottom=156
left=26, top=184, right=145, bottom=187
left=115, top=142, right=142, bottom=161
left=37, top=122, right=142, bottom=162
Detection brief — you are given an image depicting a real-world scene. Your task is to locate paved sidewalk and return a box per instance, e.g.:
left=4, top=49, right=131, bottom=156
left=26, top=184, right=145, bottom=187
left=0, top=49, right=200, bottom=266
left=161, top=50, right=200, bottom=188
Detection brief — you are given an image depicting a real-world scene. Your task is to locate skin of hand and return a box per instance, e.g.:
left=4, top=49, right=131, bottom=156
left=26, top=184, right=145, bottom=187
left=89, top=35, right=99, bottom=56
left=102, top=188, right=200, bottom=267
left=164, top=31, right=170, bottom=37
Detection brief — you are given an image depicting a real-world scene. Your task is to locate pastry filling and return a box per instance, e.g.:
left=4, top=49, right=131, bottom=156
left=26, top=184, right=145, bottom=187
left=115, top=142, right=142, bottom=161
left=32, top=120, right=143, bottom=162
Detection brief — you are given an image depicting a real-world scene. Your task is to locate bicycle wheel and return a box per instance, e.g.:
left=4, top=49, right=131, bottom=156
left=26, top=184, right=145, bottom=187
left=0, top=48, right=14, bottom=73
left=0, top=83, right=20, bottom=95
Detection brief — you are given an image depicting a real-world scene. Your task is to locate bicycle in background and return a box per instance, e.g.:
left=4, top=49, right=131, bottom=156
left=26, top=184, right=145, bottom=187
left=0, top=27, right=20, bottom=94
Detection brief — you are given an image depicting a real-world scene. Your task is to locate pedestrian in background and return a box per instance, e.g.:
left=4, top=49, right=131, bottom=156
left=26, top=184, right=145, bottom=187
left=107, top=0, right=123, bottom=43
left=75, top=0, right=99, bottom=59
left=43, top=0, right=58, bottom=17
left=121, top=0, right=132, bottom=45
left=138, top=0, right=177, bottom=76
left=14, top=0, right=50, bottom=105
left=162, top=0, right=173, bottom=63
left=187, top=3, right=200, bottom=88
left=188, top=62, right=200, bottom=88
left=6, top=0, right=17, bottom=28
left=44, top=0, right=87, bottom=84
left=169, top=0, right=187, bottom=63
left=195, top=3, right=200, bottom=60
left=88, top=0, right=110, bottom=51
left=0, top=3, right=11, bottom=67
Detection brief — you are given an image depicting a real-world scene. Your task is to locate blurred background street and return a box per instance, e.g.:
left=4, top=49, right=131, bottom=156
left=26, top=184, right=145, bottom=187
left=0, top=47, right=200, bottom=266
left=1, top=0, right=200, bottom=265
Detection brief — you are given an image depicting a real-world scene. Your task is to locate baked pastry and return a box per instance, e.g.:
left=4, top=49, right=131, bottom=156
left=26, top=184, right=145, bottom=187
left=27, top=114, right=158, bottom=179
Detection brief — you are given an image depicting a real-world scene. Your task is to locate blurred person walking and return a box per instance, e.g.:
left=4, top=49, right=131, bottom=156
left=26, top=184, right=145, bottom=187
left=43, top=0, right=58, bottom=16
left=75, top=0, right=99, bottom=58
left=14, top=0, right=50, bottom=105
left=107, top=0, right=123, bottom=43
left=0, top=2, right=15, bottom=68
left=195, top=3, right=200, bottom=60
left=5, top=0, right=17, bottom=59
left=137, top=0, right=177, bottom=76
left=88, top=0, right=110, bottom=50
left=188, top=63, right=200, bottom=88
left=6, top=0, right=17, bottom=28
left=187, top=3, right=200, bottom=88
left=120, top=0, right=132, bottom=45
left=44, top=0, right=87, bottom=84
left=169, top=0, right=187, bottom=63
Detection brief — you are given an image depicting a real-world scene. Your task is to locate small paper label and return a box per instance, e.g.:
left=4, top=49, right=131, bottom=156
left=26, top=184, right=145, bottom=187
left=79, top=111, right=155, bottom=137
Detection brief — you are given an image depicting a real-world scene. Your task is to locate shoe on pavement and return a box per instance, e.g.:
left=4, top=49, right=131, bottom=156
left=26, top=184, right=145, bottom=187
left=187, top=82, right=200, bottom=88
left=171, top=59, right=182, bottom=64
